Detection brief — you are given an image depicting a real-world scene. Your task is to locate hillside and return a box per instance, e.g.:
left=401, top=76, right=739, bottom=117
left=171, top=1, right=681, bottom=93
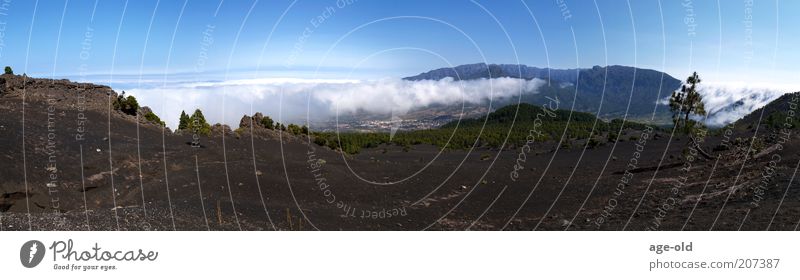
left=313, top=102, right=656, bottom=154
left=404, top=63, right=580, bottom=83
left=734, top=92, right=800, bottom=132
left=404, top=63, right=681, bottom=124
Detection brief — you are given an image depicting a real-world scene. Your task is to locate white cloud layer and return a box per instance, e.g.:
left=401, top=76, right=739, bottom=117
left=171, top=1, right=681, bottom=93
left=125, top=76, right=793, bottom=130
left=657, top=83, right=791, bottom=126
left=700, top=84, right=788, bottom=126
left=125, top=77, right=545, bottom=129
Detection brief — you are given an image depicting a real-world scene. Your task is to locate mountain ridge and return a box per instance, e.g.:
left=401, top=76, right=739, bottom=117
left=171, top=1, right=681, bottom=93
left=404, top=63, right=683, bottom=124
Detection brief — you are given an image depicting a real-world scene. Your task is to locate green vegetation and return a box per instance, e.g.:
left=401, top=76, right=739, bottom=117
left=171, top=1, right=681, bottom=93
left=312, top=103, right=654, bottom=154
left=669, top=72, right=706, bottom=134
left=144, top=111, right=165, bottom=126
left=186, top=109, right=211, bottom=136
left=669, top=72, right=717, bottom=159
left=178, top=110, right=190, bottom=130
left=4, top=66, right=12, bottom=75
left=287, top=124, right=301, bottom=135
left=283, top=123, right=310, bottom=135
left=109, top=91, right=165, bottom=126
left=764, top=111, right=800, bottom=130
left=586, top=137, right=602, bottom=149
left=112, top=92, right=140, bottom=115
left=260, top=116, right=275, bottom=129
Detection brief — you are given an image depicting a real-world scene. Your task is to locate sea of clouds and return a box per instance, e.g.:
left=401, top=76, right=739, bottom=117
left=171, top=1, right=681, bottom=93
left=125, top=77, right=545, bottom=129
left=124, top=75, right=793, bottom=130
left=659, top=83, right=791, bottom=127
left=700, top=84, right=789, bottom=126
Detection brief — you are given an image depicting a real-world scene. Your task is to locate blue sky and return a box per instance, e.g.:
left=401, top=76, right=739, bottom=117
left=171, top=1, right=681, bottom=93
left=0, top=0, right=796, bottom=88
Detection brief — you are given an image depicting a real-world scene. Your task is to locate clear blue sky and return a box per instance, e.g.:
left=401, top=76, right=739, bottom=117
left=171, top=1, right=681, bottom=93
left=0, top=0, right=796, bottom=88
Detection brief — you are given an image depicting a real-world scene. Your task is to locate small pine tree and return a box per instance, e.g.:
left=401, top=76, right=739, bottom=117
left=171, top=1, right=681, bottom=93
left=190, top=109, right=211, bottom=136
left=4, top=66, right=12, bottom=75
left=178, top=110, right=190, bottom=130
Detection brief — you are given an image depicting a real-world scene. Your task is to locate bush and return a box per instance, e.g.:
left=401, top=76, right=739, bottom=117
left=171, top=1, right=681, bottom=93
left=587, top=138, right=602, bottom=149
left=260, top=116, right=275, bottom=129
left=144, top=111, right=165, bottom=126
left=122, top=96, right=139, bottom=115
left=112, top=92, right=139, bottom=115
left=4, top=66, right=12, bottom=75
left=607, top=132, right=618, bottom=143
left=312, top=136, right=327, bottom=146
left=287, top=124, right=307, bottom=135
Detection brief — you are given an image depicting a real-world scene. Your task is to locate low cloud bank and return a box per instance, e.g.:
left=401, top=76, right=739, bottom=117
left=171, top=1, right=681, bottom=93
left=125, top=77, right=545, bottom=129
left=700, top=84, right=788, bottom=126
left=125, top=76, right=793, bottom=130
left=658, top=83, right=791, bottom=127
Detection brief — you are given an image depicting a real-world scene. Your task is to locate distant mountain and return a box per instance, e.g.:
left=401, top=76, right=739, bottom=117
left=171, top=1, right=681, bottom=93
left=404, top=63, right=682, bottom=124
left=404, top=63, right=580, bottom=83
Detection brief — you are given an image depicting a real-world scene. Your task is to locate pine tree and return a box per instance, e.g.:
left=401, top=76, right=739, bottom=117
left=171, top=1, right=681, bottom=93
left=178, top=110, right=190, bottom=130
left=669, top=72, right=714, bottom=159
left=669, top=72, right=706, bottom=133
left=190, top=109, right=211, bottom=136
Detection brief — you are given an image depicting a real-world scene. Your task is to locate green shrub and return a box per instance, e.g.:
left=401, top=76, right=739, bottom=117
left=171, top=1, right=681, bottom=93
left=587, top=138, right=602, bottom=149
left=144, top=111, right=165, bottom=126
left=260, top=116, right=275, bottom=129
left=112, top=92, right=139, bottom=115
left=4, top=66, right=12, bottom=75
left=287, top=124, right=301, bottom=135
left=607, top=132, right=618, bottom=142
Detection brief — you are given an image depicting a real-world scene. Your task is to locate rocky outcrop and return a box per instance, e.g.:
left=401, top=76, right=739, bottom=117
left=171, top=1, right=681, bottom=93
left=211, top=123, right=233, bottom=136
left=237, top=112, right=289, bottom=141
left=239, top=112, right=266, bottom=129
